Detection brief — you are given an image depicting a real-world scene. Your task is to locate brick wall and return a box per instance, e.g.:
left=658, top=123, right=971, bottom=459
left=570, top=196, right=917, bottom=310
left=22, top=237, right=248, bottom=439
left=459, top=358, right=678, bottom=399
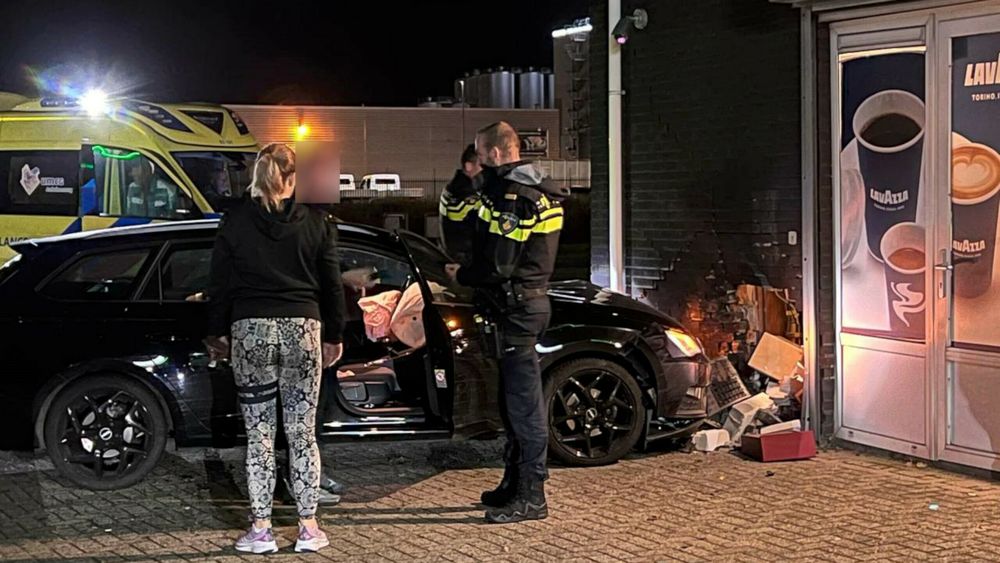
left=589, top=1, right=803, bottom=352
left=816, top=23, right=837, bottom=436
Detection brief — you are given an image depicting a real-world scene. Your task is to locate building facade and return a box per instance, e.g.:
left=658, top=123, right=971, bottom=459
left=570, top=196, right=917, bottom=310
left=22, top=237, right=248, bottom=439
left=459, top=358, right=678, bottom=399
left=591, top=0, right=1000, bottom=471
left=228, top=105, right=565, bottom=196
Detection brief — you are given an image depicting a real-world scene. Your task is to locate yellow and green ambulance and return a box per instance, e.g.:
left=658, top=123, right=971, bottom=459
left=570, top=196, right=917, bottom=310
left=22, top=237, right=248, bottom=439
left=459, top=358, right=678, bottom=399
left=0, top=92, right=259, bottom=261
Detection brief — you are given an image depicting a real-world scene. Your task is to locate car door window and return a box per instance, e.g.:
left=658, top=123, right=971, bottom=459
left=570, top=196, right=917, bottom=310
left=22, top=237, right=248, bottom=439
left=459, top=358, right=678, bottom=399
left=142, top=245, right=213, bottom=302
left=339, top=247, right=413, bottom=292
left=91, top=146, right=196, bottom=220
left=0, top=150, right=79, bottom=216
left=42, top=248, right=151, bottom=301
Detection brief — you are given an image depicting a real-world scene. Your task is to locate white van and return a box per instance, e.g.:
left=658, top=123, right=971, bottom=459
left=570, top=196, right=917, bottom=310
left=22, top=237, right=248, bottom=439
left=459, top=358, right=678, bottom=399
left=360, top=174, right=401, bottom=191
left=339, top=174, right=356, bottom=190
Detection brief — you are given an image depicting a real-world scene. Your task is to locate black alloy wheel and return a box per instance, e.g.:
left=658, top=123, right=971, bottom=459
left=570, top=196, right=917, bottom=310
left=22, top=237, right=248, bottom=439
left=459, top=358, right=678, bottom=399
left=44, top=375, right=167, bottom=490
left=545, top=359, right=646, bottom=466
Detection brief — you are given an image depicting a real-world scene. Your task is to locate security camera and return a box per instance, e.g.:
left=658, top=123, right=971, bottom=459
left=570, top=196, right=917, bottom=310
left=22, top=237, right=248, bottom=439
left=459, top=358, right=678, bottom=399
left=612, top=8, right=648, bottom=45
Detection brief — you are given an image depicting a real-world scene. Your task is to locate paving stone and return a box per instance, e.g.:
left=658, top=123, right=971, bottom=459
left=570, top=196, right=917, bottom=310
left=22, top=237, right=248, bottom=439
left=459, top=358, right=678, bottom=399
left=2, top=442, right=1000, bottom=561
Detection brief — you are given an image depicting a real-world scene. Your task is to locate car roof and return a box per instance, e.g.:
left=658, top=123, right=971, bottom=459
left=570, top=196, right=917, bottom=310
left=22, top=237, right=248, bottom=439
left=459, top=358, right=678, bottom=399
left=10, top=218, right=399, bottom=255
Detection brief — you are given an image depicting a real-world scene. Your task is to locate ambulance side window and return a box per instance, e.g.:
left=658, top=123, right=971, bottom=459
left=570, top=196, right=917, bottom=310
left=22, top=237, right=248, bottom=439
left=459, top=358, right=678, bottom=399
left=90, top=147, right=197, bottom=220
left=0, top=150, right=79, bottom=216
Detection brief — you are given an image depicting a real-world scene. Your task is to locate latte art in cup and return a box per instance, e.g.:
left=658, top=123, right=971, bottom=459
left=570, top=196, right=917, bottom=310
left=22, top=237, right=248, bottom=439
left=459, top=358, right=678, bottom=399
left=952, top=144, right=1000, bottom=201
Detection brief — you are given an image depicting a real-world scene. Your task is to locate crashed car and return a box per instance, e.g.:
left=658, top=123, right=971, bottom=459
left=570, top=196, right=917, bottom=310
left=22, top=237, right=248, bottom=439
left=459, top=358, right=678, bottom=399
left=0, top=220, right=717, bottom=490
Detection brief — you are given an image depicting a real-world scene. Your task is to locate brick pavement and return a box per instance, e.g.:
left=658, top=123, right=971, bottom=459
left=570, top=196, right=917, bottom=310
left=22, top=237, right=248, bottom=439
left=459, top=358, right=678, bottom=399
left=2, top=440, right=1000, bottom=562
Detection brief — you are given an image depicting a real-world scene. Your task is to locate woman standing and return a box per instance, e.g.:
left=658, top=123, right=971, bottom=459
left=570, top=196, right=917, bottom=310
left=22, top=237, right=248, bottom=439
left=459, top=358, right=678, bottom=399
left=205, top=143, right=345, bottom=553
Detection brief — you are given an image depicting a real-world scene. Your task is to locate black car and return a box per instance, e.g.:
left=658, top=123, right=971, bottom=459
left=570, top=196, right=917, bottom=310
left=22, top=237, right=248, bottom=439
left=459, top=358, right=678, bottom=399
left=0, top=220, right=715, bottom=490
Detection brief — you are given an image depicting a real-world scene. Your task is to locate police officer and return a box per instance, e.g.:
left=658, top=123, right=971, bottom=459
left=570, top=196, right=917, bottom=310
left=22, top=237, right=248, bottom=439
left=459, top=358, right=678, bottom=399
left=438, top=144, right=482, bottom=265
left=445, top=121, right=568, bottom=523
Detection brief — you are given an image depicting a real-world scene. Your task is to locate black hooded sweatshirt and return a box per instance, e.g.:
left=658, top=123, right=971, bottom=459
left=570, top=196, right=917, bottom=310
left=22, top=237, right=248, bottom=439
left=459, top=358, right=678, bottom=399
left=207, top=195, right=345, bottom=343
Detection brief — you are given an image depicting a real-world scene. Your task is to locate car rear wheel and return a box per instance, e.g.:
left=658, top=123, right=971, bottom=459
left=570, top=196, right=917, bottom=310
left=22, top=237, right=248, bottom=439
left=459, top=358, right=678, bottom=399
left=545, top=359, right=646, bottom=466
left=44, top=374, right=167, bottom=490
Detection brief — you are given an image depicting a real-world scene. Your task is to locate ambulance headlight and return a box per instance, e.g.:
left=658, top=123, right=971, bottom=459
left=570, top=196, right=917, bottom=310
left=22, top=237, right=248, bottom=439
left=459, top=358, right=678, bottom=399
left=79, top=89, right=109, bottom=116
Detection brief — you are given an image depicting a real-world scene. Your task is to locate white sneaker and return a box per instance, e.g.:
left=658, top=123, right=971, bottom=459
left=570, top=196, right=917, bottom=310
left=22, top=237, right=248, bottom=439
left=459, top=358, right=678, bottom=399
left=234, top=525, right=278, bottom=554
left=294, top=522, right=330, bottom=553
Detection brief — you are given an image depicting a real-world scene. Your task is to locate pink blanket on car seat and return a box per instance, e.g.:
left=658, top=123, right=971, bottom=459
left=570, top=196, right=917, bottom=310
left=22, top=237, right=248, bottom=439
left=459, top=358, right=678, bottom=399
left=356, top=283, right=428, bottom=348
left=357, top=290, right=401, bottom=341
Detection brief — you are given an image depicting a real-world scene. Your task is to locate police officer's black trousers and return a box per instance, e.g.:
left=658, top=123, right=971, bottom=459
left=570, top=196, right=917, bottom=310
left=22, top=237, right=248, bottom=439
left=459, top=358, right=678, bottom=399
left=497, top=297, right=551, bottom=482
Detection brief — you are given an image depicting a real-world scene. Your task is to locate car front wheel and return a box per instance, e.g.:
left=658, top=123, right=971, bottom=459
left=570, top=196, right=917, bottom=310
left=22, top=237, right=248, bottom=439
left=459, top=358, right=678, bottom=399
left=545, top=359, right=646, bottom=466
left=44, top=374, right=167, bottom=490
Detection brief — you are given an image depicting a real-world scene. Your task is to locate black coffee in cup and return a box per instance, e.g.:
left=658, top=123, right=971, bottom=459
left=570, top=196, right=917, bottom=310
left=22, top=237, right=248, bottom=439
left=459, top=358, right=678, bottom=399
left=853, top=90, right=926, bottom=262
left=861, top=113, right=922, bottom=148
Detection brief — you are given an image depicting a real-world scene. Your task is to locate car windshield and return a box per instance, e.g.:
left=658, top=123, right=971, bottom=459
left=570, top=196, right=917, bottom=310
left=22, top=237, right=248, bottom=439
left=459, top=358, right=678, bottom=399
left=398, top=231, right=473, bottom=304
left=173, top=151, right=256, bottom=210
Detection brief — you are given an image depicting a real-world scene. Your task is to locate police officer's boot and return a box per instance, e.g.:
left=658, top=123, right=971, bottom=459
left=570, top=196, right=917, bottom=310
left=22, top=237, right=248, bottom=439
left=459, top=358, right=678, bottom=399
left=480, top=464, right=518, bottom=507
left=484, top=477, right=547, bottom=523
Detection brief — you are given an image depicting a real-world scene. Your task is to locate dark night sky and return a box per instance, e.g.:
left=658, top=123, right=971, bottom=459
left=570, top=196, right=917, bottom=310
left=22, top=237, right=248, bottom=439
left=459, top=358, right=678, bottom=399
left=0, top=0, right=590, bottom=106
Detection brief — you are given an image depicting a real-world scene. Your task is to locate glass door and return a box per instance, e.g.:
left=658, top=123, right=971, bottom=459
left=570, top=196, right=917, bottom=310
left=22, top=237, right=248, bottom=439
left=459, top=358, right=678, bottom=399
left=934, top=13, right=1000, bottom=470
left=832, top=20, right=934, bottom=459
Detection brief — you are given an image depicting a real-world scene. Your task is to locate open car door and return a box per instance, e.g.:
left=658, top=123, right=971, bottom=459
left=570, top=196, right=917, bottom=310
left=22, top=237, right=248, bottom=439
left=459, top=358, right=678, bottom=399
left=397, top=231, right=504, bottom=438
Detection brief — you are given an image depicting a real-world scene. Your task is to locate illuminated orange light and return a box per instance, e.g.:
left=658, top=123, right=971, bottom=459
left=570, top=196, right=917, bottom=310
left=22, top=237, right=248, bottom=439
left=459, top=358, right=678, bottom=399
left=295, top=123, right=310, bottom=140
left=446, top=319, right=459, bottom=330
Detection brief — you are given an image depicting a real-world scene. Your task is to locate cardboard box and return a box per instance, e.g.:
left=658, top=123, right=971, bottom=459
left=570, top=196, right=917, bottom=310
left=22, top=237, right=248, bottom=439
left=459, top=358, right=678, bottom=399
left=749, top=332, right=803, bottom=381
left=740, top=430, right=816, bottom=462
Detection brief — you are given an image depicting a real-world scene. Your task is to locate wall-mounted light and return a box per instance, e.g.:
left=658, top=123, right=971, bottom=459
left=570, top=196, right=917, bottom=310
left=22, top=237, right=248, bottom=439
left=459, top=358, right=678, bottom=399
left=552, top=19, right=593, bottom=38
left=296, top=122, right=310, bottom=141
left=612, top=8, right=648, bottom=45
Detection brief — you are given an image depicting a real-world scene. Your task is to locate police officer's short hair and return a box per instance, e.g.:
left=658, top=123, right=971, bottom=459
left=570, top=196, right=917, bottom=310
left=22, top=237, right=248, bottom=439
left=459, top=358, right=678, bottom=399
left=477, top=121, right=519, bottom=157
left=461, top=144, right=477, bottom=166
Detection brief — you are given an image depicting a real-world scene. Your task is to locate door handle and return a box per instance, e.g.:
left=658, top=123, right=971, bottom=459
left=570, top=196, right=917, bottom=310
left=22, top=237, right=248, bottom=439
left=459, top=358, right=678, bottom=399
left=936, top=249, right=952, bottom=299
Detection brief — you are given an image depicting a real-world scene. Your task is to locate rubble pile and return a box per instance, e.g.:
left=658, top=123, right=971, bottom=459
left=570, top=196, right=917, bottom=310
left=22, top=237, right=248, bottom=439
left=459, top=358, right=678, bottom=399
left=689, top=331, right=814, bottom=462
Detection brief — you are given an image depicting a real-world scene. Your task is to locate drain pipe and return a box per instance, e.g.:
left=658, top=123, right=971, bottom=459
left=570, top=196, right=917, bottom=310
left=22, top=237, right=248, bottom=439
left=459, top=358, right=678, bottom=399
left=608, top=0, right=626, bottom=293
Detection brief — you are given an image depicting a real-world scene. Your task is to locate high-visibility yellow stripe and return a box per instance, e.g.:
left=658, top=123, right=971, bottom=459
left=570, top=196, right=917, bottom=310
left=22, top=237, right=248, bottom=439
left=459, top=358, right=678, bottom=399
left=440, top=197, right=480, bottom=221
left=481, top=213, right=564, bottom=241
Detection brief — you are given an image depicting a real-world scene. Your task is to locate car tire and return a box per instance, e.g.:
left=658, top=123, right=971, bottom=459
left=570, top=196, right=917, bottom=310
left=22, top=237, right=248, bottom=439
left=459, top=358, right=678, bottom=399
left=545, top=359, right=646, bottom=467
left=44, top=374, right=167, bottom=490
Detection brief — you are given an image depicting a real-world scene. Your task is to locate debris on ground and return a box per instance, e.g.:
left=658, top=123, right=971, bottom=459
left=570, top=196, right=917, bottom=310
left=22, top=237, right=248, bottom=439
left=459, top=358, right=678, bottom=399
left=686, top=318, right=814, bottom=461
left=692, top=428, right=730, bottom=452
left=741, top=427, right=817, bottom=462
left=723, top=393, right=777, bottom=447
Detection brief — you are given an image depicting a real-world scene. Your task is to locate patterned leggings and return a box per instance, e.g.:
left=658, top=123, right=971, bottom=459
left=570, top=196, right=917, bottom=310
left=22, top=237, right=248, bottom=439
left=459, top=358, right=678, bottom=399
left=231, top=317, right=323, bottom=520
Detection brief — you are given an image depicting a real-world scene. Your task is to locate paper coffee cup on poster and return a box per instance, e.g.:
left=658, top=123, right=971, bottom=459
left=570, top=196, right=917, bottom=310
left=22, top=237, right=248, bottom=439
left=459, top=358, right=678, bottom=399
left=880, top=222, right=926, bottom=341
left=853, top=90, right=925, bottom=262
left=951, top=141, right=1000, bottom=298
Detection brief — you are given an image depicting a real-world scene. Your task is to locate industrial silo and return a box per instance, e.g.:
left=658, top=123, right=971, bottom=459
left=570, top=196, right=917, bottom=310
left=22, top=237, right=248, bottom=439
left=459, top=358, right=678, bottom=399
left=477, top=68, right=493, bottom=107
left=543, top=68, right=555, bottom=109
left=489, top=67, right=515, bottom=109
left=463, top=71, right=479, bottom=107
left=518, top=67, right=545, bottom=109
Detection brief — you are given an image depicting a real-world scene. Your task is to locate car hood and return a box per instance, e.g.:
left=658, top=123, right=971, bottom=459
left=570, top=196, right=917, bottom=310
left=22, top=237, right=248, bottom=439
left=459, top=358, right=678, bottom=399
left=547, top=280, right=686, bottom=332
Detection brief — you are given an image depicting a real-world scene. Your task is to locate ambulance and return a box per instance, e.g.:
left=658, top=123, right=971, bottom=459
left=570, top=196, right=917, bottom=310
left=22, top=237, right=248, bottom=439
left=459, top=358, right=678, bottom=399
left=0, top=91, right=260, bottom=260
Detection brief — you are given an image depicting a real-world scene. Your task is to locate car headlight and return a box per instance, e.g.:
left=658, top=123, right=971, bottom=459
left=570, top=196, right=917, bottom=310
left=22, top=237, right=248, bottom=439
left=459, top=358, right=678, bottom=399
left=665, top=327, right=703, bottom=358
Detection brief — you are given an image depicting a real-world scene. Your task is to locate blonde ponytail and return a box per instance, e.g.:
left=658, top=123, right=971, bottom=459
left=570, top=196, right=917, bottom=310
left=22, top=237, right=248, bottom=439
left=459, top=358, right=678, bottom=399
left=250, top=143, right=295, bottom=212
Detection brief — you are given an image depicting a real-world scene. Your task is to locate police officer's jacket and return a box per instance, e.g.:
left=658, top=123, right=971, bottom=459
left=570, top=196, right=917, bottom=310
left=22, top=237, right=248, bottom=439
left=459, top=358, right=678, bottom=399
left=456, top=161, right=569, bottom=291
left=438, top=170, right=481, bottom=265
